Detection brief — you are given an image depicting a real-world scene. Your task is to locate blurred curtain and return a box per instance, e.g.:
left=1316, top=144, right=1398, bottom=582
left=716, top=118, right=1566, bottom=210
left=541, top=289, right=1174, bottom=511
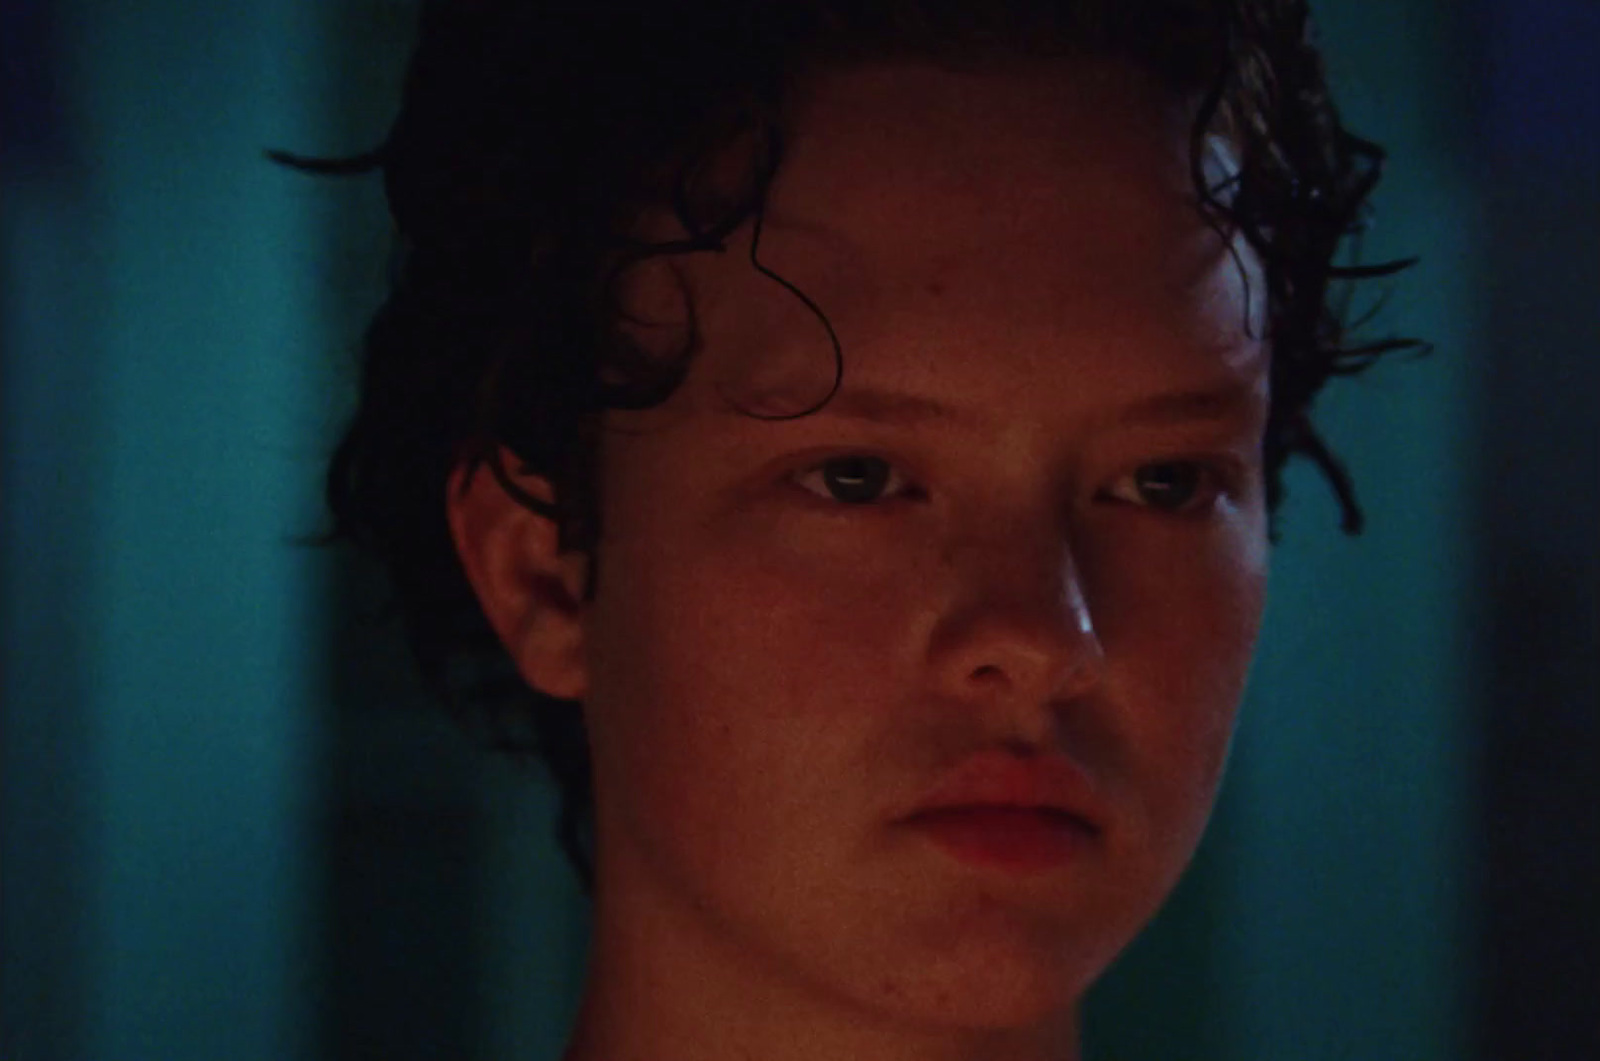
left=3, top=1, right=335, bottom=1057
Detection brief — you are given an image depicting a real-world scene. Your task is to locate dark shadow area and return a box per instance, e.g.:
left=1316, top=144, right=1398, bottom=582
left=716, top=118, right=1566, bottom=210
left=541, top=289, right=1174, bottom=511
left=1478, top=166, right=1600, bottom=1061
left=1472, top=3, right=1600, bottom=1057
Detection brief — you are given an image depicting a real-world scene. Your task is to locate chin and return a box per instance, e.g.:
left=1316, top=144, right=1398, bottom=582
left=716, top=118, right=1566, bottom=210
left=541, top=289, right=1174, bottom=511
left=834, top=904, right=1118, bottom=1034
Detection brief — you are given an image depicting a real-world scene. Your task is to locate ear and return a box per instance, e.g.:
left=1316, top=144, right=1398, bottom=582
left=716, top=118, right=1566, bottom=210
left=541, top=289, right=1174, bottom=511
left=445, top=452, right=590, bottom=702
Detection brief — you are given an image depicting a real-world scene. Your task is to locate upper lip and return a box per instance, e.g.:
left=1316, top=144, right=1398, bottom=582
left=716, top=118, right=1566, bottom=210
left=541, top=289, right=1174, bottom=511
left=907, top=750, right=1105, bottom=831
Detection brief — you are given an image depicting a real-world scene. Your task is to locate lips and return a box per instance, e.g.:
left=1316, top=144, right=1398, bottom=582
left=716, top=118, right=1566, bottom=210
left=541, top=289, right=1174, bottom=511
left=901, top=752, right=1103, bottom=874
left=907, top=806, right=1094, bottom=872
left=906, top=749, right=1104, bottom=831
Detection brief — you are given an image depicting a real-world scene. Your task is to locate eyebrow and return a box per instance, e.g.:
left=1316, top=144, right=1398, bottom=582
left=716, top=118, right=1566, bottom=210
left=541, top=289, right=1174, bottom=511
left=805, top=380, right=1264, bottom=433
left=1105, top=383, right=1266, bottom=429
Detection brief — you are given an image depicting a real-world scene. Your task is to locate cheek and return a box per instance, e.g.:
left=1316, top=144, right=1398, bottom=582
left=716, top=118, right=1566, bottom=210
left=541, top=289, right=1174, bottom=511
left=577, top=519, right=907, bottom=847
left=1092, top=520, right=1268, bottom=805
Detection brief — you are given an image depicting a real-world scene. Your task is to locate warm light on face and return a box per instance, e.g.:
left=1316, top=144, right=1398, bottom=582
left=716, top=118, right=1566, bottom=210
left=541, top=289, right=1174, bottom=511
left=503, top=57, right=1271, bottom=1060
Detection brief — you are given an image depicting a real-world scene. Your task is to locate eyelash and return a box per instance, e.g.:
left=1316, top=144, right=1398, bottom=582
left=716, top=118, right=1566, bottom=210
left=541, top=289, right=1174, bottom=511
left=788, top=452, right=1244, bottom=517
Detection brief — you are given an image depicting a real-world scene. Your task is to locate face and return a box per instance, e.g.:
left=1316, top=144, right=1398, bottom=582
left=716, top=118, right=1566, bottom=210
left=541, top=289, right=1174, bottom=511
left=498, top=58, right=1268, bottom=1049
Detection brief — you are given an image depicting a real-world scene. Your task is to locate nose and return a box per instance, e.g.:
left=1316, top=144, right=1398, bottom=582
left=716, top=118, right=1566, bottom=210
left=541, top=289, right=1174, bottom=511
left=930, top=532, right=1107, bottom=708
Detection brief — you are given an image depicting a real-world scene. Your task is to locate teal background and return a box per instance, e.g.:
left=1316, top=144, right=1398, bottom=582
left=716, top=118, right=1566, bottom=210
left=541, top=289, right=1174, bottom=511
left=3, top=1, right=1594, bottom=1058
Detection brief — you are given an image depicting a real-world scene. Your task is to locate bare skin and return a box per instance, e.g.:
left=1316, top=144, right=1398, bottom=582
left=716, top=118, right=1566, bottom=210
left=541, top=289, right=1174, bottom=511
left=449, top=57, right=1269, bottom=1061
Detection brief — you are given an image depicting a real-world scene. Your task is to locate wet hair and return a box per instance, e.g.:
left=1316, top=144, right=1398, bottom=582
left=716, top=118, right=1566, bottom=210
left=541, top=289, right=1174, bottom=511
left=275, top=0, right=1426, bottom=900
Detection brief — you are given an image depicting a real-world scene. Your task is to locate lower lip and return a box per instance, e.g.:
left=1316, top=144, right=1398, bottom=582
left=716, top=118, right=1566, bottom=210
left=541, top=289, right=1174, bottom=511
left=907, top=807, right=1093, bottom=873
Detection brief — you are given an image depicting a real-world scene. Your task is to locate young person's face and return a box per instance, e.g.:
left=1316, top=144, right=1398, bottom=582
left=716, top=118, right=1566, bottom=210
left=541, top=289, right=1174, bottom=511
left=458, top=57, right=1268, bottom=1054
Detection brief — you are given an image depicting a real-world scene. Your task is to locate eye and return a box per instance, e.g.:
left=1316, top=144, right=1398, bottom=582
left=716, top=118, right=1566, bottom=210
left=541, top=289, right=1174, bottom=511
left=791, top=454, right=919, bottom=506
left=1102, top=460, right=1235, bottom=515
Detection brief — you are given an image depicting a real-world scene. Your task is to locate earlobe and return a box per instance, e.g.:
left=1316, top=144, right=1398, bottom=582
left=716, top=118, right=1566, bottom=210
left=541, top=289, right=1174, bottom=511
left=445, top=453, right=590, bottom=701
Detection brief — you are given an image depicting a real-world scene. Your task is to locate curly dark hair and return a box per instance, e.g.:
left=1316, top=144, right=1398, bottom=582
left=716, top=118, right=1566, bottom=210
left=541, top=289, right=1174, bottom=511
left=274, top=0, right=1425, bottom=901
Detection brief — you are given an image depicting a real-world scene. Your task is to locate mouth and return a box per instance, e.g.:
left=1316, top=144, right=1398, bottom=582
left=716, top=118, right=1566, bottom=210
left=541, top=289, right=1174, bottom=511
left=905, top=805, right=1096, bottom=874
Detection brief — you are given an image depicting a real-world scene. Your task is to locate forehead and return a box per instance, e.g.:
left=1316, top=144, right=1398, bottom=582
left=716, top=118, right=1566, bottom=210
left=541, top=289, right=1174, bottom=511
left=618, top=57, right=1264, bottom=429
left=776, top=58, right=1199, bottom=250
